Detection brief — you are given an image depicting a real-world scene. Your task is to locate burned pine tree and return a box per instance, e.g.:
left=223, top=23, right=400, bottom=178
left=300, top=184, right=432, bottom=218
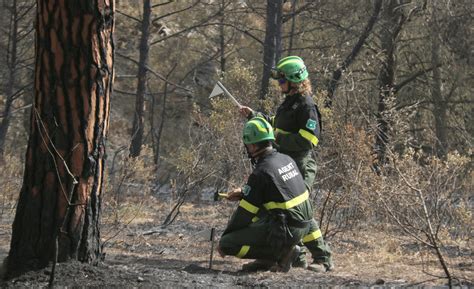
left=6, top=0, right=114, bottom=277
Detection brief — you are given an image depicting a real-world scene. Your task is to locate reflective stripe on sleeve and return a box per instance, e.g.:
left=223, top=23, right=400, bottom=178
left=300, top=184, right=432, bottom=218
left=239, top=199, right=259, bottom=214
left=236, top=245, right=250, bottom=258
left=298, top=129, right=319, bottom=146
left=251, top=216, right=259, bottom=223
left=302, top=229, right=322, bottom=243
left=263, top=190, right=309, bottom=210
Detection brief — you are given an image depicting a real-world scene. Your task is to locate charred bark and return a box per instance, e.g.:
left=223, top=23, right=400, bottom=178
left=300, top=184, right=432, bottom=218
left=259, top=0, right=283, bottom=100
left=219, top=0, right=226, bottom=74
left=430, top=3, right=448, bottom=157
left=129, top=0, right=152, bottom=157
left=286, top=0, right=297, bottom=55
left=373, top=0, right=403, bottom=169
left=6, top=0, right=114, bottom=277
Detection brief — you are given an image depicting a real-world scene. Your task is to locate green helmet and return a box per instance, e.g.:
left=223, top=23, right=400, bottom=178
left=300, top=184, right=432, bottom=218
left=275, top=56, right=308, bottom=83
left=242, top=117, right=275, bottom=144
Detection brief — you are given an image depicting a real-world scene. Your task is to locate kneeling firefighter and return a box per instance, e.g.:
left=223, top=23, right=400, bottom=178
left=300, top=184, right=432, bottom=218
left=218, top=117, right=313, bottom=272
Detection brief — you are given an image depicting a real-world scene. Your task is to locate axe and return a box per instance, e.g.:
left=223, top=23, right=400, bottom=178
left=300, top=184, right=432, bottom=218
left=213, top=190, right=229, bottom=201
left=209, top=81, right=242, bottom=109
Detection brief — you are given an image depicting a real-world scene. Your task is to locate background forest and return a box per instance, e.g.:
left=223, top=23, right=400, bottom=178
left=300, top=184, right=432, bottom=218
left=0, top=0, right=472, bottom=287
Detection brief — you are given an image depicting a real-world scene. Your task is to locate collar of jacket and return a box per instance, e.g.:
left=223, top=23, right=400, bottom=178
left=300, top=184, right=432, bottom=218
left=282, top=92, right=303, bottom=105
left=255, top=147, right=276, bottom=163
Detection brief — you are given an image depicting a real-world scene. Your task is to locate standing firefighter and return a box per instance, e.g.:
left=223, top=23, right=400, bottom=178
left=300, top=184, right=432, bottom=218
left=239, top=56, right=333, bottom=272
left=218, top=117, right=313, bottom=272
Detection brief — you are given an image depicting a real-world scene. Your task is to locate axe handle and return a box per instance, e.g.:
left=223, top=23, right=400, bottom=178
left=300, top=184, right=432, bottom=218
left=209, top=227, right=215, bottom=269
left=217, top=81, right=242, bottom=109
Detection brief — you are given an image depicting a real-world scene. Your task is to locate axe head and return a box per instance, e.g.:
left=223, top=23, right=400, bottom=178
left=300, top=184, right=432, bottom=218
left=209, top=83, right=224, bottom=99
left=213, top=189, right=228, bottom=201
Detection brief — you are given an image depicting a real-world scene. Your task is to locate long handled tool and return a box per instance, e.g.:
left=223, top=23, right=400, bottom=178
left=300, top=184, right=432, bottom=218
left=209, top=227, right=216, bottom=269
left=209, top=81, right=242, bottom=109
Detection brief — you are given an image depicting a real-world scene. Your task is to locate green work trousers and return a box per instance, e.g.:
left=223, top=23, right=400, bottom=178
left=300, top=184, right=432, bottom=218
left=219, top=217, right=310, bottom=261
left=291, top=151, right=333, bottom=267
left=298, top=219, right=332, bottom=266
left=291, top=150, right=316, bottom=192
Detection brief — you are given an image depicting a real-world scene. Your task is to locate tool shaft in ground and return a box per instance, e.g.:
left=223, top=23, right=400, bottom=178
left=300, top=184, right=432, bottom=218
left=209, top=227, right=215, bottom=269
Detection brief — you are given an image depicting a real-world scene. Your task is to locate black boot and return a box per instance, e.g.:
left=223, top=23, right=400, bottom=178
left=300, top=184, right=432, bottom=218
left=241, top=259, right=276, bottom=272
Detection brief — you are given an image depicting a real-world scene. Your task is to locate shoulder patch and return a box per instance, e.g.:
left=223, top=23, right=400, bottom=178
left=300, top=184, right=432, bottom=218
left=306, top=119, right=317, bottom=130
left=242, top=185, right=251, bottom=196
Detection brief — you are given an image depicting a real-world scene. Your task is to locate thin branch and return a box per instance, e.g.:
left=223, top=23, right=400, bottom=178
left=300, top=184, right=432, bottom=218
left=151, top=0, right=174, bottom=8
left=150, top=7, right=225, bottom=46
left=116, top=52, right=192, bottom=92
left=0, top=103, right=31, bottom=119
left=116, top=9, right=141, bottom=23
left=282, top=1, right=316, bottom=23
left=152, top=0, right=201, bottom=22
left=34, top=108, right=78, bottom=194
left=393, top=64, right=441, bottom=92
left=113, top=89, right=138, bottom=96
left=325, top=0, right=382, bottom=108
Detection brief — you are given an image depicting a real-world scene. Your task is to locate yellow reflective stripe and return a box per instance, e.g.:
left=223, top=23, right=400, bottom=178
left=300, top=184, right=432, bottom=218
left=302, top=229, right=322, bottom=243
left=251, top=216, right=259, bottom=223
left=263, top=190, right=309, bottom=210
left=239, top=199, right=259, bottom=214
left=248, top=119, right=268, bottom=133
left=277, top=59, right=303, bottom=69
left=275, top=128, right=290, bottom=135
left=298, top=129, right=319, bottom=146
left=236, top=245, right=250, bottom=258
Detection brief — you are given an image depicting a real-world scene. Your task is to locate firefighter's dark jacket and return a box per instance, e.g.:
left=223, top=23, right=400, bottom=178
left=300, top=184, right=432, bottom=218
left=223, top=149, right=313, bottom=235
left=252, top=93, right=322, bottom=158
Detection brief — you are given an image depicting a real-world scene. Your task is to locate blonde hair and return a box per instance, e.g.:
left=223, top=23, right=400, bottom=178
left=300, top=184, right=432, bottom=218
left=290, top=79, right=312, bottom=96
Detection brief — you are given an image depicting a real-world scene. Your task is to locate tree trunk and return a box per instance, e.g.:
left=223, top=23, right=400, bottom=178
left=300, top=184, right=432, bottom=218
left=129, top=0, right=151, bottom=157
left=259, top=0, right=283, bottom=100
left=286, top=0, right=297, bottom=55
left=374, top=0, right=402, bottom=168
left=219, top=0, right=226, bottom=74
left=6, top=0, right=114, bottom=277
left=430, top=3, right=447, bottom=157
left=0, top=0, right=19, bottom=158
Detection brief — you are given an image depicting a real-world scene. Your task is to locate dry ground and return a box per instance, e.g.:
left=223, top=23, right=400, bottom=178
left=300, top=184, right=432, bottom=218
left=0, top=196, right=472, bottom=288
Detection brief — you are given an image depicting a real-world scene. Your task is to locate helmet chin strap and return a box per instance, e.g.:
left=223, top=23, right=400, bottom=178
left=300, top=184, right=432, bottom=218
left=283, top=82, right=298, bottom=95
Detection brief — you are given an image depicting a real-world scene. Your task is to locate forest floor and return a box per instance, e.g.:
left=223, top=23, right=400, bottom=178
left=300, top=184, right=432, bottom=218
left=0, top=195, right=472, bottom=288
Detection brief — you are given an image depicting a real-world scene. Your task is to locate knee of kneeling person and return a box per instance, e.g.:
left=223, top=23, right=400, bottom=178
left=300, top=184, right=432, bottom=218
left=219, top=239, right=244, bottom=257
left=218, top=237, right=233, bottom=254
